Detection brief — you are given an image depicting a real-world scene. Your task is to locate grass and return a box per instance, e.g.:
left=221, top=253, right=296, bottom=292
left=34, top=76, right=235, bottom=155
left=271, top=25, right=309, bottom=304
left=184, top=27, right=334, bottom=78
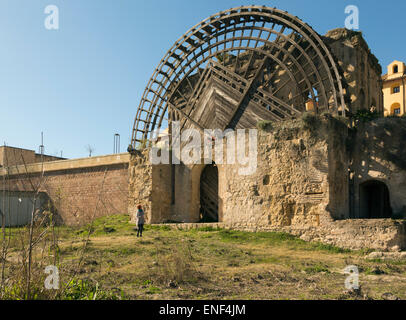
left=303, top=263, right=330, bottom=274
left=2, top=214, right=406, bottom=300
left=215, top=229, right=350, bottom=254
left=74, top=214, right=136, bottom=237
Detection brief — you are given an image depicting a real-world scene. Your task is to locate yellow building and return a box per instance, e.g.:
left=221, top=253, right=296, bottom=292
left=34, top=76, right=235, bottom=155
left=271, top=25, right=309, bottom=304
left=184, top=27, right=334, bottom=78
left=382, top=60, right=406, bottom=116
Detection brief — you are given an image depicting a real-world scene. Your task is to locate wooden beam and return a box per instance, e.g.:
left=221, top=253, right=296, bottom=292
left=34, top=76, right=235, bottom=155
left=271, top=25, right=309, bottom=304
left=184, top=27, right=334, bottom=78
left=225, top=56, right=269, bottom=130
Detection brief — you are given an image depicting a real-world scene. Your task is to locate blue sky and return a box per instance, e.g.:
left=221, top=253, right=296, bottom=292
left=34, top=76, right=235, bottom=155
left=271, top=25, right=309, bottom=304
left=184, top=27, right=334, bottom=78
left=0, top=0, right=403, bottom=159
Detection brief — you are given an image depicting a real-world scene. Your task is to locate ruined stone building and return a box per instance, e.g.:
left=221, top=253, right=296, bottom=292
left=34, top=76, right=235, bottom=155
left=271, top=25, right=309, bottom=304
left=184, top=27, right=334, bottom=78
left=324, top=29, right=383, bottom=115
left=128, top=6, right=406, bottom=251
left=1, top=6, right=406, bottom=251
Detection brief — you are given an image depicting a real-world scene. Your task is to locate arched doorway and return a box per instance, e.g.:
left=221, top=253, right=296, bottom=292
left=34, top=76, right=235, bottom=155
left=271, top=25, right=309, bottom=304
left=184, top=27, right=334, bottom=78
left=360, top=180, right=392, bottom=218
left=199, top=164, right=218, bottom=222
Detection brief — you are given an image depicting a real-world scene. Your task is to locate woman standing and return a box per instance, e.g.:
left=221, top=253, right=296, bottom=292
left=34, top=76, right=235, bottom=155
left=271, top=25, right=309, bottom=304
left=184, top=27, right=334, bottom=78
left=136, top=205, right=145, bottom=237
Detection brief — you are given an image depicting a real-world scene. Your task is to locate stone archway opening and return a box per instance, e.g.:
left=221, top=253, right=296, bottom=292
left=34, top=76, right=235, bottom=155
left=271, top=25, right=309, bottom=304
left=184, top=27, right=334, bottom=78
left=199, top=164, right=219, bottom=223
left=360, top=180, right=392, bottom=219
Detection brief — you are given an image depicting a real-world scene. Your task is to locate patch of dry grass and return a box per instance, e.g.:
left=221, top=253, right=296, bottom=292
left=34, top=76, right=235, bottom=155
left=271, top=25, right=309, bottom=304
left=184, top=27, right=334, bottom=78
left=3, top=215, right=406, bottom=300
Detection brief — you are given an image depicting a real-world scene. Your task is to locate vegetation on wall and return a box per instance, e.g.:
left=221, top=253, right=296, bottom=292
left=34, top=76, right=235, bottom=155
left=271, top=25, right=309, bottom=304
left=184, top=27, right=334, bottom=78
left=353, top=109, right=380, bottom=123
left=301, top=112, right=322, bottom=132
left=256, top=120, right=274, bottom=132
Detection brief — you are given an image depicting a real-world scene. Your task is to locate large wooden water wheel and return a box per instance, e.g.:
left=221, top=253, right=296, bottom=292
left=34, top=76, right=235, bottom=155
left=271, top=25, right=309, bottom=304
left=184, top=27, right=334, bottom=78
left=130, top=5, right=347, bottom=149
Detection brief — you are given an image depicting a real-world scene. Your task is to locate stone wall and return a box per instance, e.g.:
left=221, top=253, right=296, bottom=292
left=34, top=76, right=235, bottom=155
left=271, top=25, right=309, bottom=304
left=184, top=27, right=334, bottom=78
left=127, top=117, right=406, bottom=252
left=218, top=116, right=349, bottom=229
left=324, top=28, right=383, bottom=115
left=0, top=154, right=129, bottom=226
left=217, top=117, right=406, bottom=251
left=128, top=150, right=172, bottom=224
left=350, top=117, right=406, bottom=218
left=129, top=116, right=349, bottom=228
left=128, top=150, right=151, bottom=224
left=304, top=219, right=406, bottom=252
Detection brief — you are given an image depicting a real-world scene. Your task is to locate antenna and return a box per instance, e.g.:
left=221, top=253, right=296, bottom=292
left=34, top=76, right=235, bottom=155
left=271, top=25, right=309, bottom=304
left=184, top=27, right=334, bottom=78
left=39, top=132, right=45, bottom=156
left=114, top=134, right=120, bottom=154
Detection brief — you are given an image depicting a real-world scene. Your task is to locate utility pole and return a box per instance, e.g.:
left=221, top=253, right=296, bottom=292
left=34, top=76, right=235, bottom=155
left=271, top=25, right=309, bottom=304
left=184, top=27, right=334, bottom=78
left=114, top=134, right=120, bottom=154
left=39, top=132, right=45, bottom=161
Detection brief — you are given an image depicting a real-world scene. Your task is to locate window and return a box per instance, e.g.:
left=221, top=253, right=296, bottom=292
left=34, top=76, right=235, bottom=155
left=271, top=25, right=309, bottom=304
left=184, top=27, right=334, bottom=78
left=393, top=86, right=400, bottom=94
left=391, top=103, right=401, bottom=115
left=394, top=65, right=399, bottom=74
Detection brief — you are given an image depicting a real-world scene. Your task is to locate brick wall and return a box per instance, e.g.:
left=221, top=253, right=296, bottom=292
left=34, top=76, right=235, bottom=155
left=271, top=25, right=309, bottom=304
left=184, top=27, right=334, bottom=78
left=0, top=155, right=129, bottom=226
left=0, top=146, right=65, bottom=167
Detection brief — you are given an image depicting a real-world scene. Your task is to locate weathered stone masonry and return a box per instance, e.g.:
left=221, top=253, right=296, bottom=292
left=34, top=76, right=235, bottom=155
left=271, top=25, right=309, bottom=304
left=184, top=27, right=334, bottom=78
left=128, top=117, right=406, bottom=252
left=129, top=116, right=346, bottom=226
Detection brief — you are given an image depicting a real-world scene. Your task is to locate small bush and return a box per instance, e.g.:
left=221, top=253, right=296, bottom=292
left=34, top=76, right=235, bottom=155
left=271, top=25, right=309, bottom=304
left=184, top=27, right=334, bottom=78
left=153, top=242, right=201, bottom=284
left=353, top=110, right=380, bottom=123
left=301, top=112, right=321, bottom=131
left=257, top=120, right=274, bottom=132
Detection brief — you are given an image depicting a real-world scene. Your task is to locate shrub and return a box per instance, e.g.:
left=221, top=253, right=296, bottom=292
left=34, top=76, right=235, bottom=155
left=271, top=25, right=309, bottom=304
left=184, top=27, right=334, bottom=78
left=301, top=112, right=321, bottom=131
left=153, top=241, right=201, bottom=284
left=353, top=109, right=380, bottom=123
left=257, top=120, right=274, bottom=132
